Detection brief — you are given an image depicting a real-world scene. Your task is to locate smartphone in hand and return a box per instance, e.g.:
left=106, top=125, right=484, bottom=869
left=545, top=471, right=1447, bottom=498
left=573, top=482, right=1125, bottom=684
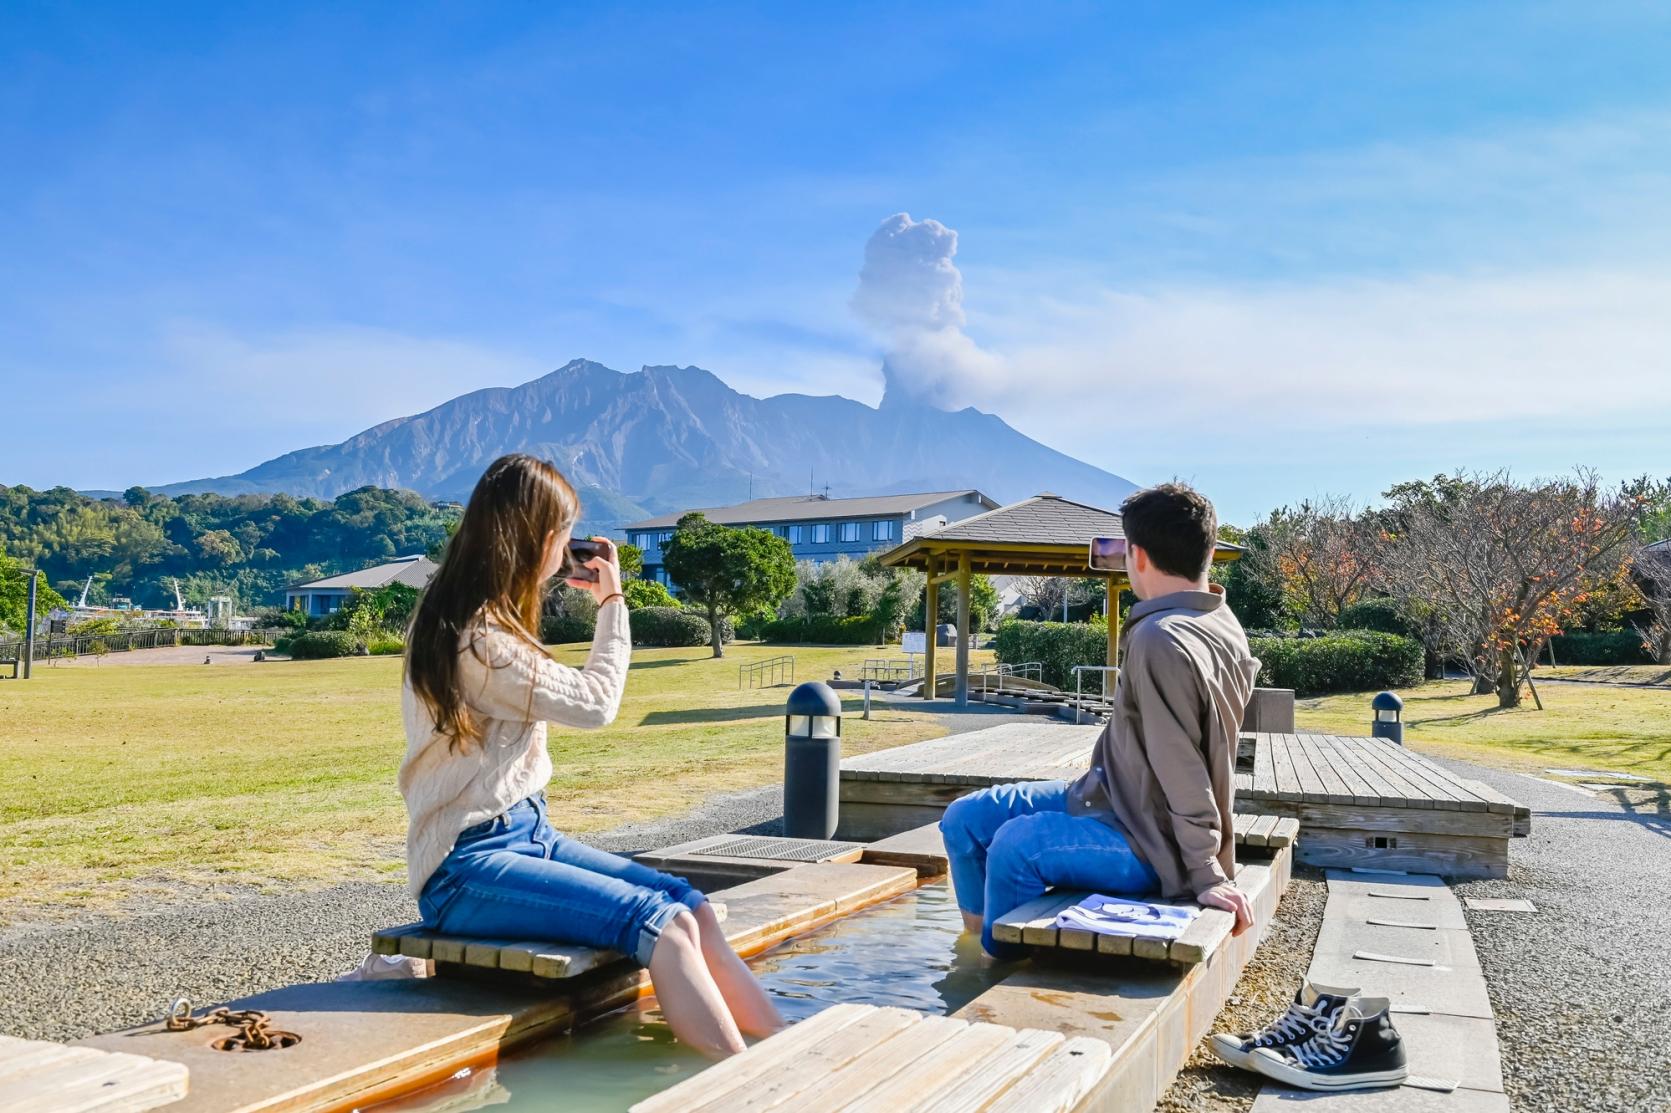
left=1088, top=536, right=1127, bottom=573
left=565, top=538, right=611, bottom=583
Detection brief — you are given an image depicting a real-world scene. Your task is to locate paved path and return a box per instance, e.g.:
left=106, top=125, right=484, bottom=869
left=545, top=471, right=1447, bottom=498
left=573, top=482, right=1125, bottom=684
left=1434, top=757, right=1668, bottom=1113
left=40, top=644, right=276, bottom=668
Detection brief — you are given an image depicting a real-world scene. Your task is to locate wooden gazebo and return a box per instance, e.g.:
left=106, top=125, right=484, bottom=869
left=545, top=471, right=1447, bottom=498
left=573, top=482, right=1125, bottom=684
left=878, top=493, right=1245, bottom=704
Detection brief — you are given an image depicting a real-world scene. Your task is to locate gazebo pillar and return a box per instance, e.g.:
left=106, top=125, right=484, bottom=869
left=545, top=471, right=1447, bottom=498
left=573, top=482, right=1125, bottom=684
left=954, top=551, right=971, bottom=705
left=1106, top=576, right=1123, bottom=696
left=922, top=563, right=939, bottom=701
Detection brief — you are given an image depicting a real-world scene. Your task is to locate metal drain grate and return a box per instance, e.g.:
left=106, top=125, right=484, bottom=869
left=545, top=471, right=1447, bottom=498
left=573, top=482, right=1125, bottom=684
left=694, top=836, right=861, bottom=862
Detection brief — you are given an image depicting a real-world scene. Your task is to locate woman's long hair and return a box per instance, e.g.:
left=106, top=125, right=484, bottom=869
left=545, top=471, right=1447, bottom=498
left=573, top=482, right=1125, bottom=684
left=406, top=454, right=580, bottom=751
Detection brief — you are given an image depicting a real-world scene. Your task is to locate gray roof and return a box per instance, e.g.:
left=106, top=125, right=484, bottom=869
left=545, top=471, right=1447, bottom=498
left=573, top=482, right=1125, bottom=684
left=1646, top=538, right=1671, bottom=554
left=287, top=555, right=438, bottom=592
left=920, top=492, right=1244, bottom=554
left=623, top=489, right=996, bottom=531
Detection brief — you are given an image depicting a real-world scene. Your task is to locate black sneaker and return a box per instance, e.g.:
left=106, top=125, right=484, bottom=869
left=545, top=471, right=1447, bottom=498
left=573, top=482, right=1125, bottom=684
left=1250, top=996, right=1409, bottom=1091
left=1208, top=981, right=1359, bottom=1071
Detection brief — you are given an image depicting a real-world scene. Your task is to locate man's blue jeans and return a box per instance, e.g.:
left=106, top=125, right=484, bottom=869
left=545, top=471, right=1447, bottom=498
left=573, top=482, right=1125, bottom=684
left=419, top=793, right=706, bottom=966
left=940, top=780, right=1160, bottom=958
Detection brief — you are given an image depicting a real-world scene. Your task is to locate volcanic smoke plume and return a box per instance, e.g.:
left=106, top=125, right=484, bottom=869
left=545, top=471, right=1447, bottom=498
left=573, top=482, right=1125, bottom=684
left=852, top=212, right=1005, bottom=409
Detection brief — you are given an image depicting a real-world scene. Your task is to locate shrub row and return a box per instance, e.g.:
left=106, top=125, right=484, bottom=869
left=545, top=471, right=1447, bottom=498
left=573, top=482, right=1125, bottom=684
left=759, top=614, right=882, bottom=645
left=1549, top=631, right=1653, bottom=666
left=992, top=619, right=1110, bottom=689
left=631, top=606, right=734, bottom=647
left=1251, top=631, right=1423, bottom=695
left=287, top=630, right=359, bottom=659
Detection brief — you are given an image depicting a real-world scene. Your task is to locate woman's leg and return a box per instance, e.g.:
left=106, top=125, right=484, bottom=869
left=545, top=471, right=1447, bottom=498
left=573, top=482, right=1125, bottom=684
left=939, top=780, right=1071, bottom=933
left=533, top=832, right=782, bottom=1039
left=690, top=900, right=784, bottom=1038
left=646, top=908, right=747, bottom=1059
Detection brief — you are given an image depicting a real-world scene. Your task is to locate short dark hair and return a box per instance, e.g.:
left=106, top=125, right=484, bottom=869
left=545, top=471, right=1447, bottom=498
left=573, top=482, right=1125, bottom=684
left=1120, top=482, right=1217, bottom=580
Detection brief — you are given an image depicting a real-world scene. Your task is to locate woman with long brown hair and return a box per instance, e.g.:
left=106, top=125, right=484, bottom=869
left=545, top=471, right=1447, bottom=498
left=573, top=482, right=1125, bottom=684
left=401, top=453, right=781, bottom=1058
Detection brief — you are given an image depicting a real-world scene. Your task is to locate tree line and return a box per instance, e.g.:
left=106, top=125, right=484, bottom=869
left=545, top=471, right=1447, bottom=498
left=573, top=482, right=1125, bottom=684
left=0, top=483, right=461, bottom=625
left=1215, top=471, right=1671, bottom=708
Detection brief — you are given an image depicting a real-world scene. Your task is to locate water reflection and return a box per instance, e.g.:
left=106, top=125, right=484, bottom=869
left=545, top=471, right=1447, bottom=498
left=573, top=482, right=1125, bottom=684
left=381, top=882, right=1005, bottom=1113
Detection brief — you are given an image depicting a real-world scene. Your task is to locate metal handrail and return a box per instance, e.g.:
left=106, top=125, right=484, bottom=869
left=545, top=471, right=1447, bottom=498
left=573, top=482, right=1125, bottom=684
left=975, top=660, right=1041, bottom=693
left=860, top=658, right=919, bottom=683
left=1071, top=664, right=1121, bottom=709
left=739, top=654, right=796, bottom=689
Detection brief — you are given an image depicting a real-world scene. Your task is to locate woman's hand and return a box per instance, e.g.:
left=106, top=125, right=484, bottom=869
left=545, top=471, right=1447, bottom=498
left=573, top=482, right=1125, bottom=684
left=569, top=536, right=623, bottom=604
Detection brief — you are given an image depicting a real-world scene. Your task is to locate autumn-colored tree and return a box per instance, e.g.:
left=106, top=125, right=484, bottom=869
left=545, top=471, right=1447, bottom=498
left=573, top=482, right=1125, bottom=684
left=1377, top=471, right=1643, bottom=708
left=1244, top=497, right=1377, bottom=629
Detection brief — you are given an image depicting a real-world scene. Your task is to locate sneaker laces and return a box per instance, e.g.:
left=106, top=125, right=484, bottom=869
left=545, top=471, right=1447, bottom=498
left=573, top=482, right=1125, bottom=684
left=1286, top=1011, right=1355, bottom=1068
left=1251, top=1000, right=1330, bottom=1047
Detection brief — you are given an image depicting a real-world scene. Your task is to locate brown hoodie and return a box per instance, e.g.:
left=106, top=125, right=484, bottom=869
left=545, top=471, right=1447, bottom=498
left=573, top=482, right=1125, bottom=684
left=1067, top=584, right=1260, bottom=899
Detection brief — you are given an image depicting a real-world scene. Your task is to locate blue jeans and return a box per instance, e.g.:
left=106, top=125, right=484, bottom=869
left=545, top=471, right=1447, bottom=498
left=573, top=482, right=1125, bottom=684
left=940, top=780, right=1160, bottom=958
left=419, top=794, right=706, bottom=966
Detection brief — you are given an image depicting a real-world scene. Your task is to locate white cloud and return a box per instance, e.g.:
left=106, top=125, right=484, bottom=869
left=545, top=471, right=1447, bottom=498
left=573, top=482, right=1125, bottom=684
left=970, top=267, right=1671, bottom=460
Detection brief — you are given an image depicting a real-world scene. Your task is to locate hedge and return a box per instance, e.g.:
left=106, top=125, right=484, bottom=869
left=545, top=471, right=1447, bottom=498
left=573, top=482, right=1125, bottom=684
left=541, top=614, right=595, bottom=644
left=761, top=614, right=882, bottom=645
left=1251, top=631, right=1423, bottom=695
left=631, top=606, right=732, bottom=647
left=288, top=630, right=359, bottom=659
left=367, top=636, right=405, bottom=656
left=1549, top=631, right=1653, bottom=666
left=1337, top=598, right=1418, bottom=637
left=992, top=619, right=1110, bottom=689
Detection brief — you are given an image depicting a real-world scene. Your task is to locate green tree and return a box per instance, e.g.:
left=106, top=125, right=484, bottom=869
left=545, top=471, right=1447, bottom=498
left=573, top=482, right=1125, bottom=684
left=661, top=513, right=795, bottom=657
left=616, top=541, right=644, bottom=578
left=0, top=545, right=69, bottom=636
left=623, top=578, right=678, bottom=609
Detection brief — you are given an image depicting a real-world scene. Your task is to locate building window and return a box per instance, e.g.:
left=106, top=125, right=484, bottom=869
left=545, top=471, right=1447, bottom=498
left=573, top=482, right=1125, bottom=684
left=839, top=521, right=861, bottom=543
left=658, top=531, right=673, bottom=545
left=873, top=520, right=894, bottom=541
left=786, top=525, right=804, bottom=544
left=812, top=523, right=830, bottom=544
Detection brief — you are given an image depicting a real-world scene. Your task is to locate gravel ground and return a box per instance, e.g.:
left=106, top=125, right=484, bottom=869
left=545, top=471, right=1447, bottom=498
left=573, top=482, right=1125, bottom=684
left=1439, top=759, right=1670, bottom=1113
left=1156, top=867, right=1329, bottom=1113
left=0, top=702, right=1024, bottom=1044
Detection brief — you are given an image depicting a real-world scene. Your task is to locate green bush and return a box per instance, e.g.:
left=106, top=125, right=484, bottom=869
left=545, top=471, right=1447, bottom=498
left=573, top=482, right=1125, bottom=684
left=1337, top=598, right=1418, bottom=638
left=367, top=636, right=405, bottom=656
left=272, top=635, right=295, bottom=655
left=1251, top=631, right=1423, bottom=696
left=541, top=613, right=596, bottom=644
left=761, top=614, right=882, bottom=645
left=992, top=619, right=1110, bottom=688
left=733, top=606, right=779, bottom=641
left=631, top=606, right=730, bottom=647
left=1549, top=631, right=1652, bottom=665
left=288, top=631, right=358, bottom=659
left=624, top=579, right=679, bottom=610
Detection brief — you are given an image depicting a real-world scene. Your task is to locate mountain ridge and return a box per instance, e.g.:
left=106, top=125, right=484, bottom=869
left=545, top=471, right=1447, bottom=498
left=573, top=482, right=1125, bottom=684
left=136, top=360, right=1138, bottom=529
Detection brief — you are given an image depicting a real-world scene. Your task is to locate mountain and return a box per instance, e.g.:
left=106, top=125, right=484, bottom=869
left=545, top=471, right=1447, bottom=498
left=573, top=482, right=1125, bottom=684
left=145, top=360, right=1138, bottom=529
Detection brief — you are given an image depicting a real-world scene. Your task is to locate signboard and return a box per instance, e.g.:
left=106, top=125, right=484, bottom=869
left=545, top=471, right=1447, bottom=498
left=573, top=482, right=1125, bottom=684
left=901, top=631, right=926, bottom=656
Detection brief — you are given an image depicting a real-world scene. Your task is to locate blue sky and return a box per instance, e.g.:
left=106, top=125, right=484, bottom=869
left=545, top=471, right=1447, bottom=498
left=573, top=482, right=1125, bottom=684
left=3, top=1, right=1669, bottom=522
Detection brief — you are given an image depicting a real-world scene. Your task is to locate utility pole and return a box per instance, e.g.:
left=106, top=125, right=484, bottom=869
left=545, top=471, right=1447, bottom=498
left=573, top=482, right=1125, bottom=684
left=23, top=568, right=38, bottom=679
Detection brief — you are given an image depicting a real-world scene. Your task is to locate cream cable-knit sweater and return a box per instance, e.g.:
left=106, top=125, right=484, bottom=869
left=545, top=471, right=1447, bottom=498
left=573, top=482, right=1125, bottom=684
left=399, top=599, right=631, bottom=897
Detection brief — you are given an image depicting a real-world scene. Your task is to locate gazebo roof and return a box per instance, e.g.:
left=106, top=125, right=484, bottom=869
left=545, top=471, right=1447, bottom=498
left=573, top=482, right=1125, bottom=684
left=878, top=493, right=1244, bottom=578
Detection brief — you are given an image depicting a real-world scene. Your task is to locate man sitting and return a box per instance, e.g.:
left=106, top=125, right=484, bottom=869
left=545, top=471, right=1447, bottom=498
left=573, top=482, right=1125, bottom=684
left=941, top=482, right=1261, bottom=957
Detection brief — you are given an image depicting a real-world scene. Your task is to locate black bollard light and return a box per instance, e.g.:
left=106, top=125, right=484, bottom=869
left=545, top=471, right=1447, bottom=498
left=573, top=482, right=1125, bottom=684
left=784, top=681, right=842, bottom=838
left=1371, top=690, right=1404, bottom=744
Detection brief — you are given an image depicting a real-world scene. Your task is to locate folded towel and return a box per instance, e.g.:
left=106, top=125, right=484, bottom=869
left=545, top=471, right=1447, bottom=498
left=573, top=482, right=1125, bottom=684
left=1053, top=894, right=1200, bottom=942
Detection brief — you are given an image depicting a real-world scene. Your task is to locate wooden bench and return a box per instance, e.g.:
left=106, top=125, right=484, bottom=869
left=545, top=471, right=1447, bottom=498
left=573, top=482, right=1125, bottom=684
left=628, top=1002, right=1113, bottom=1113
left=0, top=656, right=17, bottom=680
left=371, top=901, right=730, bottom=981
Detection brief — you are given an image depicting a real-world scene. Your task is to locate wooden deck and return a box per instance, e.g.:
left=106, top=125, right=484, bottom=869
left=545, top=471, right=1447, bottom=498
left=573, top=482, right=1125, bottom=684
left=839, top=723, right=1527, bottom=879
left=628, top=1003, right=1114, bottom=1113
left=0, top=1035, right=188, bottom=1113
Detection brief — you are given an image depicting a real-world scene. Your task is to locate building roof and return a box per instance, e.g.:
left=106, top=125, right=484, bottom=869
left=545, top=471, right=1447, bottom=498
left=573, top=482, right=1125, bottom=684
left=622, top=489, right=997, bottom=531
left=880, top=493, right=1244, bottom=578
left=287, top=554, right=438, bottom=592
left=1645, top=538, right=1671, bottom=554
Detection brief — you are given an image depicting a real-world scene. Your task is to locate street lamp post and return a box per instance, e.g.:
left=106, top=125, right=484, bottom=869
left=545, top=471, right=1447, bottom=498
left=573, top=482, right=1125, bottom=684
left=22, top=568, right=38, bottom=679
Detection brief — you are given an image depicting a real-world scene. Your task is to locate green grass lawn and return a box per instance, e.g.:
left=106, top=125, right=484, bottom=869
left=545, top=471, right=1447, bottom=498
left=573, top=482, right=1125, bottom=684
left=1296, top=679, right=1671, bottom=784
left=0, top=642, right=989, bottom=922
left=1538, top=664, right=1671, bottom=688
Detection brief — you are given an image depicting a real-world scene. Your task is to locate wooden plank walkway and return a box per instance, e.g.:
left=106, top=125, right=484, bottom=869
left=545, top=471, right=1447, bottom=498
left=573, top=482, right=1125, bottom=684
left=839, top=725, right=1526, bottom=879
left=628, top=1003, right=1113, bottom=1113
left=0, top=1036, right=187, bottom=1113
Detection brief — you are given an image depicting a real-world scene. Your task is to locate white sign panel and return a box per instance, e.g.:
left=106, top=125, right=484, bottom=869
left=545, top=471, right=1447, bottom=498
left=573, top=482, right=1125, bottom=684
left=901, top=631, right=926, bottom=655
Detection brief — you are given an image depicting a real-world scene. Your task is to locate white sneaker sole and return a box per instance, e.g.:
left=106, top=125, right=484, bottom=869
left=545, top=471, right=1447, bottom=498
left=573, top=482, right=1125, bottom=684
left=1208, top=1034, right=1256, bottom=1071
left=1249, top=1052, right=1408, bottom=1091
